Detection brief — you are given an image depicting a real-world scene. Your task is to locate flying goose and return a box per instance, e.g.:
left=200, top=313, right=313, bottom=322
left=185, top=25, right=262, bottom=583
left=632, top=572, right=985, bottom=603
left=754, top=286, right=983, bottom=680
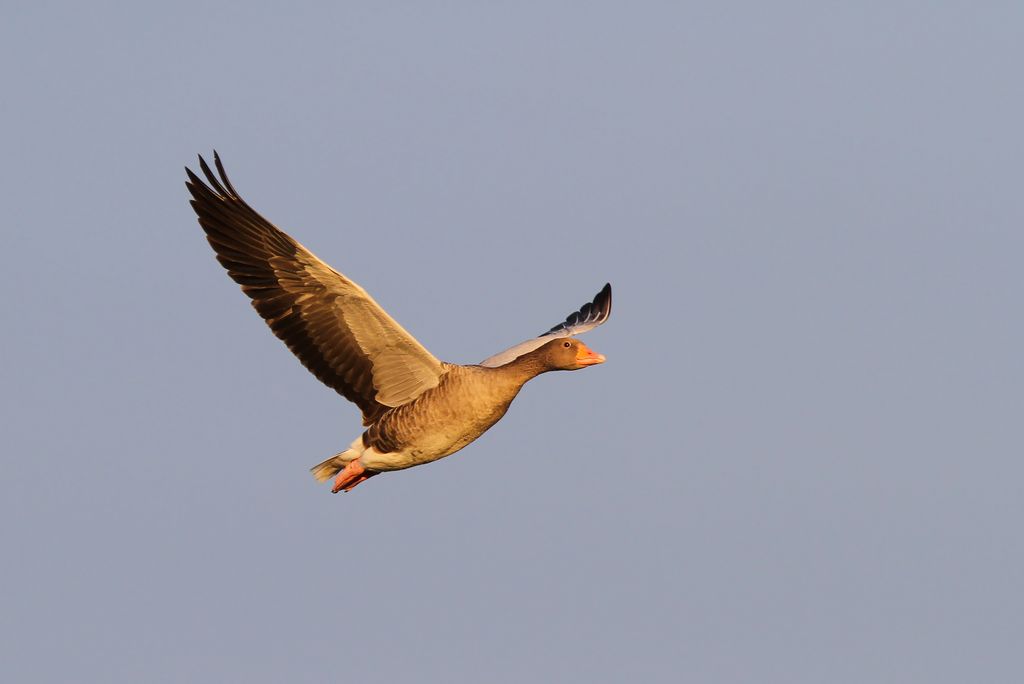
left=186, top=153, right=611, bottom=492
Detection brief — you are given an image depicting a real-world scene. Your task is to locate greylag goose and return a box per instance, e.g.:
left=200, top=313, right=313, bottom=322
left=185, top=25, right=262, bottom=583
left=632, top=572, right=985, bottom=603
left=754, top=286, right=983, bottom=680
left=186, top=153, right=611, bottom=492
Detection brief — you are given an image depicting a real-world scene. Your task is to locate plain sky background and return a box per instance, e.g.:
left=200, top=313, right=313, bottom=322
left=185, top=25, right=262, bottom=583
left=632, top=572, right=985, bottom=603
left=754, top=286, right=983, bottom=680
left=3, top=2, right=1022, bottom=682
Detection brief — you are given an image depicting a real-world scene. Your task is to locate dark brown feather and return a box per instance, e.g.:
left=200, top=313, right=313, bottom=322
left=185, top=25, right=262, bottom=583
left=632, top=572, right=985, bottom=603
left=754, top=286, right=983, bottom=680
left=186, top=153, right=392, bottom=424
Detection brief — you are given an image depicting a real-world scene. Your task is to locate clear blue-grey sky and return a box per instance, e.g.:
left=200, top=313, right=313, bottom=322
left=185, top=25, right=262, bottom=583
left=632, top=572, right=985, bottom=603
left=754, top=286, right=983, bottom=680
left=3, top=3, right=1022, bottom=682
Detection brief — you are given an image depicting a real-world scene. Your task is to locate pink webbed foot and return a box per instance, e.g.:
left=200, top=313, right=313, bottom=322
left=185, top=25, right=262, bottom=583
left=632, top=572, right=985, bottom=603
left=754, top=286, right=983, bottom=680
left=331, top=460, right=378, bottom=493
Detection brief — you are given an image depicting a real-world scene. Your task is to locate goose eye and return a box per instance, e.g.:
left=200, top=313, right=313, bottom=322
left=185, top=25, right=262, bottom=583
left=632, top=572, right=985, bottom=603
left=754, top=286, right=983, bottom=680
left=563, top=341, right=571, bottom=348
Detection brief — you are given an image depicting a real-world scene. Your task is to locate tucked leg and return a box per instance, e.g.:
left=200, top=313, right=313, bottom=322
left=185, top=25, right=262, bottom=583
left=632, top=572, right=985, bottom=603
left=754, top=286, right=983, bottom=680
left=341, top=472, right=377, bottom=492
left=332, top=460, right=378, bottom=493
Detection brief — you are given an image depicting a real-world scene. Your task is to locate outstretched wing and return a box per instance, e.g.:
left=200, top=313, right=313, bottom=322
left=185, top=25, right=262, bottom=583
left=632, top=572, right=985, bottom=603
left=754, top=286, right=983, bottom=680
left=479, top=283, right=612, bottom=368
left=186, top=152, right=444, bottom=425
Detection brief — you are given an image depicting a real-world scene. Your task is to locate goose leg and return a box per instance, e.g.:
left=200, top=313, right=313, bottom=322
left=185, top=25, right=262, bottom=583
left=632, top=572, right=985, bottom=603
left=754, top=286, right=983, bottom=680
left=341, top=473, right=376, bottom=491
left=332, top=459, right=377, bottom=493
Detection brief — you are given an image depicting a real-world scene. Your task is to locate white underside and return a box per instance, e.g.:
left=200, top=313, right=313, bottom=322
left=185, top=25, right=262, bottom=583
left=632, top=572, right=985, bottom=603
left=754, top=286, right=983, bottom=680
left=338, top=435, right=443, bottom=472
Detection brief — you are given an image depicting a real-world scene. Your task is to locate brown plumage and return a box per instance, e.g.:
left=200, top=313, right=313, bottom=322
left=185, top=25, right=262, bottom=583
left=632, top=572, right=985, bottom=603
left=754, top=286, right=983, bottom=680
left=186, top=152, right=611, bottom=492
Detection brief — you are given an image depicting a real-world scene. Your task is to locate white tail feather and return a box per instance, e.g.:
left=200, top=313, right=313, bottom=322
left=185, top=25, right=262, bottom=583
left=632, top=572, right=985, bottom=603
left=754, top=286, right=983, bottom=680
left=310, top=437, right=365, bottom=483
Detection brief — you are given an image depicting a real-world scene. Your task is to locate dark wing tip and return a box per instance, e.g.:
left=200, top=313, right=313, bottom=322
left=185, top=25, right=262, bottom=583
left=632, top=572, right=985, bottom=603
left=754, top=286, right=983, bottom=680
left=212, top=151, right=241, bottom=197
left=540, top=282, right=613, bottom=337
left=184, top=151, right=238, bottom=201
left=596, top=282, right=612, bottom=320
left=184, top=166, right=202, bottom=189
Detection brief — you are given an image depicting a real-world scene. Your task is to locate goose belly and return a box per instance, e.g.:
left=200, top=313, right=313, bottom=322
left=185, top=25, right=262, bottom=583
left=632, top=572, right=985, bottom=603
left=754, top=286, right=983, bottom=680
left=360, top=396, right=514, bottom=471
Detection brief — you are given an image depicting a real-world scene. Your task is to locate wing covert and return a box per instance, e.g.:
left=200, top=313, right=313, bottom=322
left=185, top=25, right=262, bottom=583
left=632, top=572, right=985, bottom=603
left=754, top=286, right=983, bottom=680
left=186, top=152, right=444, bottom=424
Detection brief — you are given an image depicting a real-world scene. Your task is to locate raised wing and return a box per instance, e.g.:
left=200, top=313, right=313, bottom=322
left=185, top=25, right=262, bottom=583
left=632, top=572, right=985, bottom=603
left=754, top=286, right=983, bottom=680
left=479, top=283, right=612, bottom=368
left=186, top=152, right=444, bottom=425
